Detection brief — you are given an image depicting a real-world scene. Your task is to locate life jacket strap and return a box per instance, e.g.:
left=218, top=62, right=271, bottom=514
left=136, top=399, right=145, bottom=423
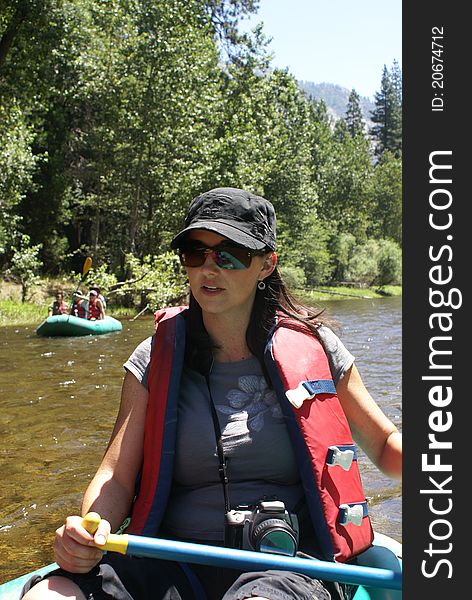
left=326, top=445, right=357, bottom=471
left=285, top=379, right=336, bottom=408
left=338, top=502, right=369, bottom=527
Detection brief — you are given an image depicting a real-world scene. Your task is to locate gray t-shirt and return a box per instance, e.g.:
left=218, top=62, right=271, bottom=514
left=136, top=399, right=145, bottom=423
left=124, top=325, right=354, bottom=390
left=124, top=326, right=355, bottom=542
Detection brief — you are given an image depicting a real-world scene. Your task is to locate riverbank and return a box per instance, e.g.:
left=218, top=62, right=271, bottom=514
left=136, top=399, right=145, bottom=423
left=0, top=279, right=401, bottom=327
left=297, top=285, right=401, bottom=304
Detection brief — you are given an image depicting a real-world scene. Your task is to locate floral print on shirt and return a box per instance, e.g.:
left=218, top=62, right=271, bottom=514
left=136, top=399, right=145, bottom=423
left=215, top=375, right=281, bottom=434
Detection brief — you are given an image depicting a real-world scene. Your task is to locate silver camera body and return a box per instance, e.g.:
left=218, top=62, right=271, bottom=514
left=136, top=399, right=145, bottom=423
left=225, top=499, right=299, bottom=556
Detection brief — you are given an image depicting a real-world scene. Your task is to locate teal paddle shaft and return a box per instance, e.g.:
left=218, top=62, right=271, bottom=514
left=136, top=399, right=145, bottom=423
left=110, top=534, right=402, bottom=590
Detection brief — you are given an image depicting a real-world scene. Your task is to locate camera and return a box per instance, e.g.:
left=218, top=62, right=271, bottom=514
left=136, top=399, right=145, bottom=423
left=225, top=499, right=299, bottom=556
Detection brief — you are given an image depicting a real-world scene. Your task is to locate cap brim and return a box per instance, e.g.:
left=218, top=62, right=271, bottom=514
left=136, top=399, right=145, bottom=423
left=170, top=221, right=267, bottom=250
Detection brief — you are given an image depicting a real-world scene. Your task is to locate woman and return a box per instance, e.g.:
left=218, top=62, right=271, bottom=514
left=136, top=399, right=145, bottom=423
left=23, top=188, right=401, bottom=600
left=87, top=289, right=105, bottom=320
left=70, top=291, right=87, bottom=319
left=48, top=291, right=68, bottom=316
left=89, top=285, right=107, bottom=310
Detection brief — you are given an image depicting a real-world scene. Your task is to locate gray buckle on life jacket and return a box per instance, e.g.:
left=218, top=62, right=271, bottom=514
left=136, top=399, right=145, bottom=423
left=326, top=445, right=356, bottom=471
left=286, top=379, right=336, bottom=409
left=338, top=502, right=368, bottom=527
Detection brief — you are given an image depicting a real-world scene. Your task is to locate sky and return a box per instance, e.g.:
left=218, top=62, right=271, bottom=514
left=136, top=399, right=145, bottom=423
left=240, top=0, right=402, bottom=99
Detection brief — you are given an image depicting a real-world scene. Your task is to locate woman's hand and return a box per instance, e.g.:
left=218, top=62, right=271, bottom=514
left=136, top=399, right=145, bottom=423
left=53, top=515, right=111, bottom=573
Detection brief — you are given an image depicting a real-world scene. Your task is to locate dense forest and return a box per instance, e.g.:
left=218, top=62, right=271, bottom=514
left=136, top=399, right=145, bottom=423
left=0, top=0, right=402, bottom=308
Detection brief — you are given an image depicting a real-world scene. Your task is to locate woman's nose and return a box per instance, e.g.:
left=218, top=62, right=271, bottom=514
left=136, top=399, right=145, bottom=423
left=201, top=250, right=220, bottom=271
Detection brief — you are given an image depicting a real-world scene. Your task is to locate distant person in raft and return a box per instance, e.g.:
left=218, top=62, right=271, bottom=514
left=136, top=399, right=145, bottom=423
left=86, top=289, right=105, bottom=320
left=47, top=291, right=68, bottom=317
left=70, top=291, right=88, bottom=319
left=89, top=284, right=107, bottom=310
left=22, top=187, right=402, bottom=600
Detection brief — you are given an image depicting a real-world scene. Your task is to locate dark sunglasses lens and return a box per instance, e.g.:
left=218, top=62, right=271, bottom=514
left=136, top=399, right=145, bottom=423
left=214, top=248, right=251, bottom=269
left=180, top=248, right=206, bottom=267
left=179, top=245, right=252, bottom=269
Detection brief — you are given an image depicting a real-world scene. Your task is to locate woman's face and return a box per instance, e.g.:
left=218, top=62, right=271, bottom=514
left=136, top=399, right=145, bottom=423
left=184, top=230, right=276, bottom=320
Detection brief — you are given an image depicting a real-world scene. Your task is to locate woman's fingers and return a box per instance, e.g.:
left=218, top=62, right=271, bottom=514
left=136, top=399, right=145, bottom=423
left=93, top=517, right=111, bottom=547
left=53, top=516, right=107, bottom=573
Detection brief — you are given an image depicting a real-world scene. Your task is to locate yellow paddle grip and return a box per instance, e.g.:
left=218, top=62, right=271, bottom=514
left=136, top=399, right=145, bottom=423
left=81, top=512, right=129, bottom=555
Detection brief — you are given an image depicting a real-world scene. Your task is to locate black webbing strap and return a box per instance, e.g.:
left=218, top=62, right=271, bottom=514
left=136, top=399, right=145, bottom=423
left=204, top=372, right=231, bottom=514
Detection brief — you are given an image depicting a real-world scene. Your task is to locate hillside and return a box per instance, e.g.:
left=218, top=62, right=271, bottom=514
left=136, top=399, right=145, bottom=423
left=298, top=81, right=375, bottom=126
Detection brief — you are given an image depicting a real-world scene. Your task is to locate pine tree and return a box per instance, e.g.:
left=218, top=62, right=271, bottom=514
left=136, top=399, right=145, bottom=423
left=390, top=59, right=403, bottom=103
left=371, top=64, right=402, bottom=157
left=345, top=89, right=365, bottom=137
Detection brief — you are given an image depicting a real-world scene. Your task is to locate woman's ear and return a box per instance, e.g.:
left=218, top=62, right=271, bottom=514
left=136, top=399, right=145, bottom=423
left=260, top=252, right=277, bottom=278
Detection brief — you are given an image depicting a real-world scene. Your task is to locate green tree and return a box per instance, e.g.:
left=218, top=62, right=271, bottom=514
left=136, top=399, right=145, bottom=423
left=2, top=0, right=92, bottom=270
left=369, top=151, right=402, bottom=244
left=7, top=234, right=43, bottom=301
left=377, top=239, right=402, bottom=285
left=0, top=102, right=36, bottom=262
left=67, top=0, right=227, bottom=271
left=345, top=89, right=365, bottom=138
left=0, top=0, right=46, bottom=69
left=345, top=238, right=401, bottom=286
left=119, top=252, right=187, bottom=310
left=390, top=59, right=403, bottom=104
left=371, top=63, right=402, bottom=157
left=328, top=232, right=356, bottom=282
left=316, top=125, right=374, bottom=241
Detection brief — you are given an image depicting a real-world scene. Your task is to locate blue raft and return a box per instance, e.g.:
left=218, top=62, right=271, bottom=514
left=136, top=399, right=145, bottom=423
left=36, top=315, right=122, bottom=337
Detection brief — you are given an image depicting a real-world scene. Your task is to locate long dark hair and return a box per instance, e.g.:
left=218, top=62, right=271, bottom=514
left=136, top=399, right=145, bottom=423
left=184, top=259, right=332, bottom=380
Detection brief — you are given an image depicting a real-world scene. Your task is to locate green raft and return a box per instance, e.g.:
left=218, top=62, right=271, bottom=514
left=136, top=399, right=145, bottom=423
left=36, top=314, right=122, bottom=337
left=0, top=532, right=402, bottom=600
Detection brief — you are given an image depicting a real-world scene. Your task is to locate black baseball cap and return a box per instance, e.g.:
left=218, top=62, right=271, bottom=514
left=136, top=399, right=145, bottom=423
left=170, top=187, right=276, bottom=251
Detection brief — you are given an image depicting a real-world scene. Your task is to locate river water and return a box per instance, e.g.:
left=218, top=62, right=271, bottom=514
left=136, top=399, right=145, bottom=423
left=0, top=297, right=402, bottom=584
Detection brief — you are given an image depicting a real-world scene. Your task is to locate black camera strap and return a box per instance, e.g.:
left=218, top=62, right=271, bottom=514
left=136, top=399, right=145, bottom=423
left=204, top=372, right=231, bottom=515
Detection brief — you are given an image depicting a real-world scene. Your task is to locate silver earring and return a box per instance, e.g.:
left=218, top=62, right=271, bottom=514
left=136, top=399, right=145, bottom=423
left=257, top=280, right=266, bottom=291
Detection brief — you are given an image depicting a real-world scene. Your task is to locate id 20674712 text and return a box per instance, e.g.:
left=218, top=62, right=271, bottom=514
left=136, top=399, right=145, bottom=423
left=431, top=26, right=444, bottom=112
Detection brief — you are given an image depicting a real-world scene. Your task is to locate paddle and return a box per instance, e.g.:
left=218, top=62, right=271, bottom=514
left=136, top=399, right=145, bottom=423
left=69, top=256, right=92, bottom=312
left=82, top=513, right=402, bottom=591
left=74, top=256, right=93, bottom=295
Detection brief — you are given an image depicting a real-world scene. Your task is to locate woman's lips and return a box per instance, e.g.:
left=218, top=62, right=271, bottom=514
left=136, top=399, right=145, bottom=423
left=201, top=284, right=224, bottom=294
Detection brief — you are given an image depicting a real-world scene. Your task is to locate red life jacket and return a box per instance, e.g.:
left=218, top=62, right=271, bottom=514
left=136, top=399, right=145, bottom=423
left=128, top=307, right=373, bottom=562
left=88, top=298, right=101, bottom=320
left=71, top=300, right=86, bottom=318
left=52, top=300, right=68, bottom=315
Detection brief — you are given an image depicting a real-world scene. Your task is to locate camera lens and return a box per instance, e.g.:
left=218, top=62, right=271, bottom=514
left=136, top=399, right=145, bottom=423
left=252, top=518, right=298, bottom=556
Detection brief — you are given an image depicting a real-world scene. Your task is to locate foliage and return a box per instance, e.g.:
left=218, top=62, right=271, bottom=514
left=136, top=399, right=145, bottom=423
left=345, top=240, right=380, bottom=285
left=0, top=102, right=36, bottom=260
left=0, top=0, right=402, bottom=300
left=376, top=239, right=402, bottom=285
left=278, top=265, right=306, bottom=290
left=370, top=63, right=402, bottom=158
left=345, top=89, right=365, bottom=137
left=0, top=298, right=45, bottom=327
left=6, top=234, right=43, bottom=301
left=81, top=263, right=118, bottom=297
left=328, top=232, right=357, bottom=282
left=118, top=252, right=188, bottom=310
left=345, top=238, right=402, bottom=286
left=369, top=151, right=402, bottom=244
left=316, top=125, right=375, bottom=241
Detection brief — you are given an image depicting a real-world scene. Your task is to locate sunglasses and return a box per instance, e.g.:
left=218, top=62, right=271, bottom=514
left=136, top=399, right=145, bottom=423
left=179, top=242, right=262, bottom=270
